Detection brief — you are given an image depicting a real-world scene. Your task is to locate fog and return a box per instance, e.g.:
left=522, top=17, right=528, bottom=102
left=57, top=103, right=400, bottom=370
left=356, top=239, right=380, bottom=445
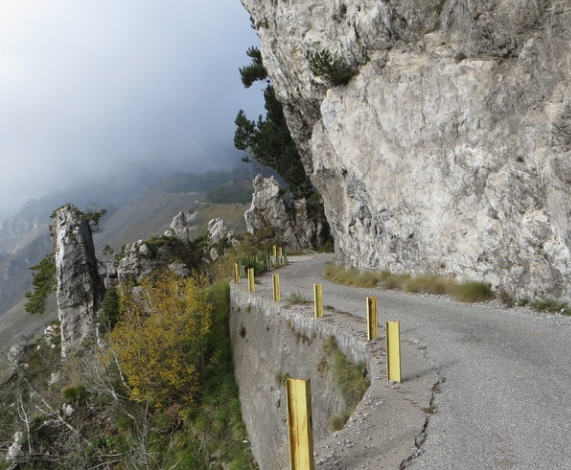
left=0, top=0, right=263, bottom=217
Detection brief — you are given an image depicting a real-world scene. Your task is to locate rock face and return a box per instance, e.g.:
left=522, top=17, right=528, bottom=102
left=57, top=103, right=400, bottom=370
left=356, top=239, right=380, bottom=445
left=242, top=0, right=571, bottom=300
left=207, top=217, right=237, bottom=261
left=245, top=175, right=329, bottom=251
left=114, top=240, right=190, bottom=284
left=116, top=240, right=158, bottom=284
left=164, top=210, right=198, bottom=242
left=113, top=210, right=200, bottom=284
left=51, top=205, right=104, bottom=357
left=208, top=218, right=230, bottom=245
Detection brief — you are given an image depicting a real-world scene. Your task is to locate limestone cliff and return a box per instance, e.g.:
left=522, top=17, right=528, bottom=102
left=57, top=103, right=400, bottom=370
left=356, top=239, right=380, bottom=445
left=51, top=205, right=104, bottom=356
left=242, top=0, right=571, bottom=300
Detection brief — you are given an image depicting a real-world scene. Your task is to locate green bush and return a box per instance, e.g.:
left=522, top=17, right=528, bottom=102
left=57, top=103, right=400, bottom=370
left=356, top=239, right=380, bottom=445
left=62, top=385, right=89, bottom=404
left=308, top=49, right=357, bottom=86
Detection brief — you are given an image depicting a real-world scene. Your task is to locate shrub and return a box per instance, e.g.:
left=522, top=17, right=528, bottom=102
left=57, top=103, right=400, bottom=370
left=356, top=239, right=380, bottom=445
left=109, top=272, right=213, bottom=407
left=62, top=385, right=89, bottom=404
left=307, top=49, right=357, bottom=86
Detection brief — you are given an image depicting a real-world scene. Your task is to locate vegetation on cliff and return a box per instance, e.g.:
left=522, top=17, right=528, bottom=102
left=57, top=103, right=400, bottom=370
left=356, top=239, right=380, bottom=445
left=234, top=47, right=312, bottom=197
left=307, top=49, right=357, bottom=86
left=2, top=217, right=260, bottom=469
left=24, top=255, right=56, bottom=315
left=1, top=277, right=256, bottom=470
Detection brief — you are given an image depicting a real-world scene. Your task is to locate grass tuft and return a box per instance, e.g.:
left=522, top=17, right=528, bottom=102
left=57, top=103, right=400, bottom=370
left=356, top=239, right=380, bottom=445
left=449, top=282, right=494, bottom=303
left=323, top=337, right=369, bottom=431
left=530, top=299, right=571, bottom=316
left=285, top=291, right=311, bottom=306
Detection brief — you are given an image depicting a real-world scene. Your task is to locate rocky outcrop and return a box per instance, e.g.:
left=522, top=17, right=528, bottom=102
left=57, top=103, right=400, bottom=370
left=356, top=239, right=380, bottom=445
left=114, top=240, right=190, bottom=284
left=115, top=240, right=158, bottom=284
left=163, top=210, right=198, bottom=242
left=242, top=0, right=571, bottom=300
left=207, top=217, right=237, bottom=261
left=113, top=210, right=200, bottom=284
left=208, top=218, right=231, bottom=245
left=51, top=205, right=104, bottom=357
left=245, top=175, right=329, bottom=251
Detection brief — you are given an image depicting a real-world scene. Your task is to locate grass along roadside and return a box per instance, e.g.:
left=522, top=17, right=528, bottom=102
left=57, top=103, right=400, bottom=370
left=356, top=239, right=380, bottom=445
left=324, top=264, right=571, bottom=316
left=322, top=336, right=369, bottom=431
left=324, top=264, right=494, bottom=303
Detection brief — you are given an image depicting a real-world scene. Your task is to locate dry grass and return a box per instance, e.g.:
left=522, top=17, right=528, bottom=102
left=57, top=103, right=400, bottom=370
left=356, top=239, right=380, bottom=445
left=324, top=264, right=383, bottom=288
left=449, top=282, right=494, bottom=303
left=404, top=275, right=452, bottom=295
left=324, top=264, right=495, bottom=303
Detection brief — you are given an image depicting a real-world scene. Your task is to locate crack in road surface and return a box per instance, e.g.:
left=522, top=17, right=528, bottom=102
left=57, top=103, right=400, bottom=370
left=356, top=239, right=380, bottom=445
left=277, top=255, right=571, bottom=469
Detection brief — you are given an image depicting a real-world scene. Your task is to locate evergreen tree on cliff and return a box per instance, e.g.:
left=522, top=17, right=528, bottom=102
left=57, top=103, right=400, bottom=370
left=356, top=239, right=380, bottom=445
left=234, top=47, right=312, bottom=197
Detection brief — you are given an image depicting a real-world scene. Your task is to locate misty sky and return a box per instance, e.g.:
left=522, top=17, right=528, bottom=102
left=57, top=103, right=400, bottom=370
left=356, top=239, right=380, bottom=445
left=0, top=0, right=264, bottom=215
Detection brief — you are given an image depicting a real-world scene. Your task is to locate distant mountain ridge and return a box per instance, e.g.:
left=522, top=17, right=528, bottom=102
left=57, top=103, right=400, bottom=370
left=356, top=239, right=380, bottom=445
left=0, top=165, right=257, bottom=319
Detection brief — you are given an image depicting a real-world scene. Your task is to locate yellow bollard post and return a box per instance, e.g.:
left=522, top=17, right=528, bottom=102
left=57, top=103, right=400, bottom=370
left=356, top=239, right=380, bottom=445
left=272, top=273, right=281, bottom=302
left=234, top=263, right=241, bottom=283
left=286, top=379, right=316, bottom=470
left=247, top=268, right=256, bottom=294
left=313, top=284, right=324, bottom=318
left=273, top=245, right=278, bottom=258
left=366, top=297, right=379, bottom=341
left=386, top=320, right=402, bottom=383
left=272, top=274, right=282, bottom=302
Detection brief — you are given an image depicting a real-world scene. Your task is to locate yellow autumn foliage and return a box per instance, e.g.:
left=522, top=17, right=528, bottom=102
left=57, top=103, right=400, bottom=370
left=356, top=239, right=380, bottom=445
left=110, top=272, right=213, bottom=407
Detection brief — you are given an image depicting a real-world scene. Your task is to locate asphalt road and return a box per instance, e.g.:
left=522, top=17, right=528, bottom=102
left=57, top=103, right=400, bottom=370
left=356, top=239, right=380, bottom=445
left=277, top=255, right=571, bottom=470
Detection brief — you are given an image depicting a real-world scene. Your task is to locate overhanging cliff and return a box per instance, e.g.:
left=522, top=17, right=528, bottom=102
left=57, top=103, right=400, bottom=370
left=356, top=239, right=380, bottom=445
left=242, top=0, right=571, bottom=300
